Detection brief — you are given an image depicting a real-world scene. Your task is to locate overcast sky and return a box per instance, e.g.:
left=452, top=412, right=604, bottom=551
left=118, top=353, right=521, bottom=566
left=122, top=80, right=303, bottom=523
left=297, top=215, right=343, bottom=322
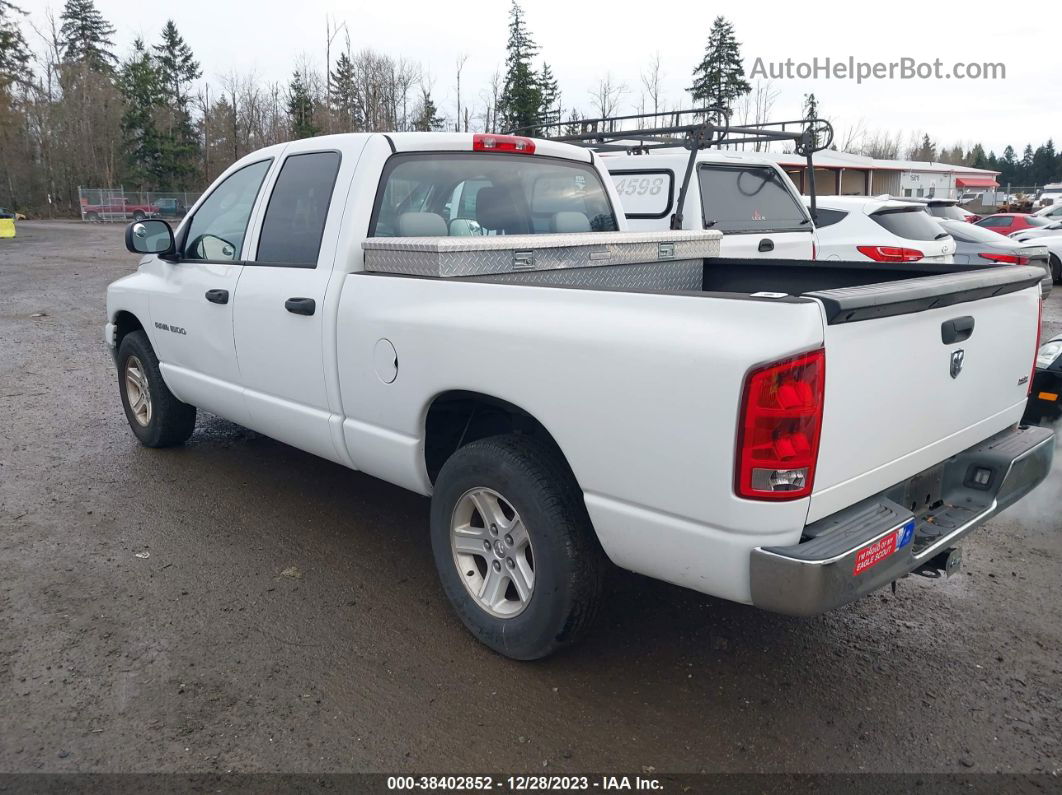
left=20, top=0, right=1061, bottom=155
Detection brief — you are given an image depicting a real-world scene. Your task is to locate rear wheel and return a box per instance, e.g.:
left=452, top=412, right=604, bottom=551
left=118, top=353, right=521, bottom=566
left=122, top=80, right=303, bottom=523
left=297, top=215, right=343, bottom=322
left=116, top=331, right=196, bottom=447
left=430, top=435, right=605, bottom=660
left=132, top=210, right=146, bottom=222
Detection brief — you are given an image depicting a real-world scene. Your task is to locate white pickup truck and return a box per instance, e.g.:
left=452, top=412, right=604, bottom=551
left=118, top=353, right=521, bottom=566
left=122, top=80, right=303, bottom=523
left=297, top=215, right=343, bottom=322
left=107, top=131, right=1054, bottom=660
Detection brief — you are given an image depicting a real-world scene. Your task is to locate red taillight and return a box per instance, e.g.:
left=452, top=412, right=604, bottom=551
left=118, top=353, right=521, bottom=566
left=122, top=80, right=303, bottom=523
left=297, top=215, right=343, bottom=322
left=1031, top=299, right=1043, bottom=396
left=856, top=245, right=924, bottom=262
left=979, top=253, right=1030, bottom=265
left=736, top=350, right=826, bottom=501
left=811, top=240, right=817, bottom=260
left=472, top=133, right=536, bottom=154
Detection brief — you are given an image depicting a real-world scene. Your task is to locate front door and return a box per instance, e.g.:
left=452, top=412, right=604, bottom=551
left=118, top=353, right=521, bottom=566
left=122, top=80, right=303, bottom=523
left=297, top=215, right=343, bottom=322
left=149, top=158, right=275, bottom=425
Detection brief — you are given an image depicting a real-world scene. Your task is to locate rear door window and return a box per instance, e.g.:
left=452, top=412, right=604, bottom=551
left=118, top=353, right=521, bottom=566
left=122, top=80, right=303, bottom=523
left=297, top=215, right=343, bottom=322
left=871, top=208, right=948, bottom=241
left=811, top=208, right=848, bottom=228
left=256, top=151, right=342, bottom=267
left=697, top=165, right=809, bottom=233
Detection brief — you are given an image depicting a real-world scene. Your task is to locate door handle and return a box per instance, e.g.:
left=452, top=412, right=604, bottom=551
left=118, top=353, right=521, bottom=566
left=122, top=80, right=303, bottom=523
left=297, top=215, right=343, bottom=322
left=941, top=316, right=975, bottom=344
left=758, top=238, right=775, bottom=252
left=284, top=297, right=316, bottom=316
left=204, top=289, right=229, bottom=304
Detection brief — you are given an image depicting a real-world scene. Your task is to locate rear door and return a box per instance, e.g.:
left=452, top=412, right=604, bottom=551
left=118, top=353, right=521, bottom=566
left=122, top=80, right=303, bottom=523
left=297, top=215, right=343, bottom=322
left=804, top=269, right=1043, bottom=522
left=696, top=164, right=814, bottom=259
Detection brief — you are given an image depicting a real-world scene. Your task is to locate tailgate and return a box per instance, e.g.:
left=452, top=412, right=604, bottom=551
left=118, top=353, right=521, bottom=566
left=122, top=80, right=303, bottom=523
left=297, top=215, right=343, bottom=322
left=804, top=266, right=1043, bottom=523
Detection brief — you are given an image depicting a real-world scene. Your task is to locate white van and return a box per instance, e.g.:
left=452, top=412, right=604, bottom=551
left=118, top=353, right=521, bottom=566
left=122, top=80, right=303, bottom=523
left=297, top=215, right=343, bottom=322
left=602, top=150, right=816, bottom=259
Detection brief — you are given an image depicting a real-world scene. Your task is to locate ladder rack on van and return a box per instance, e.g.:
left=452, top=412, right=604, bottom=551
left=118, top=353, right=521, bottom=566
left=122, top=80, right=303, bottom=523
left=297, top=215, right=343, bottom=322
left=508, top=107, right=834, bottom=230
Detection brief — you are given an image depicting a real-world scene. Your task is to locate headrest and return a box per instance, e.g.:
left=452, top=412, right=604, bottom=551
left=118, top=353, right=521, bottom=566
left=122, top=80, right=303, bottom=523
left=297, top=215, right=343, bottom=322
left=552, top=211, right=590, bottom=233
left=476, top=187, right=526, bottom=234
left=397, top=212, right=448, bottom=237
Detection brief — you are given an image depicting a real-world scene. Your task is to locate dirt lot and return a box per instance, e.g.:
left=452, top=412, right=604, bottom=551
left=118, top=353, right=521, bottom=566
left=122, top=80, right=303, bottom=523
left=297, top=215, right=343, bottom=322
left=1, top=221, right=1061, bottom=776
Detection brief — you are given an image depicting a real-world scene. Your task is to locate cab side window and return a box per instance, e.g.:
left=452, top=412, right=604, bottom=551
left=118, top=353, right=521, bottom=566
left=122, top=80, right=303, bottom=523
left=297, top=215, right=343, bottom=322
left=183, top=159, right=272, bottom=261
left=255, top=152, right=342, bottom=267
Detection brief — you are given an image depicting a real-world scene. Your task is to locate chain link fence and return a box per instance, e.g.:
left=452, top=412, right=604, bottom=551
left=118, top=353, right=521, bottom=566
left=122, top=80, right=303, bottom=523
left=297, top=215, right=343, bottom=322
left=78, top=187, right=202, bottom=223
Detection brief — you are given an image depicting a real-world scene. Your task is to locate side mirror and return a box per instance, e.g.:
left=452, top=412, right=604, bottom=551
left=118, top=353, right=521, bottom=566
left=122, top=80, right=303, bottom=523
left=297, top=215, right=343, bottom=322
left=125, top=219, right=175, bottom=256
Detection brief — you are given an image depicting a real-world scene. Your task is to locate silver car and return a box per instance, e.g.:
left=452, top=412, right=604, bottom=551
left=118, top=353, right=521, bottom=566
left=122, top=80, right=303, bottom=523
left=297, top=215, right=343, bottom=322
left=937, top=218, right=1052, bottom=298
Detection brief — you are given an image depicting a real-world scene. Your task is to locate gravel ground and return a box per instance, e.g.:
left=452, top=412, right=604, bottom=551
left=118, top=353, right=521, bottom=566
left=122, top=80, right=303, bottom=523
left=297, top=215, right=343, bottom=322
left=1, top=221, right=1060, bottom=776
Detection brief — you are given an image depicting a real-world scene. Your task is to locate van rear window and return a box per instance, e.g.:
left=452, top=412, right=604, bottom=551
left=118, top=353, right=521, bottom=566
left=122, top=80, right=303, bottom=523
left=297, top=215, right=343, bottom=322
left=697, top=165, right=809, bottom=233
left=370, top=153, right=618, bottom=237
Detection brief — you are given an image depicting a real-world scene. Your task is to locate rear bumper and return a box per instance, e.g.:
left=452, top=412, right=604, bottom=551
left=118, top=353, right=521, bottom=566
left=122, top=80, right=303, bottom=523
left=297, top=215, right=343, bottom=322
left=749, top=424, right=1055, bottom=616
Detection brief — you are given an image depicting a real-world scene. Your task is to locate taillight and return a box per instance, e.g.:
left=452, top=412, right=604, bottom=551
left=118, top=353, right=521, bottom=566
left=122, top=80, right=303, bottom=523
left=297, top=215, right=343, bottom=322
left=979, top=253, right=1030, bottom=265
left=1031, top=299, right=1043, bottom=396
left=473, top=133, right=536, bottom=154
left=856, top=245, right=924, bottom=262
left=735, top=350, right=825, bottom=501
left=811, top=240, right=817, bottom=260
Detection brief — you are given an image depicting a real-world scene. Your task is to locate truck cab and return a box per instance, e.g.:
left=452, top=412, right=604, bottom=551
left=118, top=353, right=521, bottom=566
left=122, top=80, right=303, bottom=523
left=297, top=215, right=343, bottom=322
left=602, top=150, right=816, bottom=260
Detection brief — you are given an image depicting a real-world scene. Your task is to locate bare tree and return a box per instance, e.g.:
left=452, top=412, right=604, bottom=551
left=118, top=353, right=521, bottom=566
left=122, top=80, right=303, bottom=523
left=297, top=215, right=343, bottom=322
left=639, top=52, right=663, bottom=116
left=454, top=53, right=468, bottom=132
left=589, top=73, right=628, bottom=120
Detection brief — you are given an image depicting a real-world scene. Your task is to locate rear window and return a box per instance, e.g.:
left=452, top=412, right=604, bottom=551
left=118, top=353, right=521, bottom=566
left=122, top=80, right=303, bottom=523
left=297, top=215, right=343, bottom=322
left=944, top=220, right=1012, bottom=244
left=927, top=204, right=969, bottom=221
left=370, top=153, right=618, bottom=237
left=870, top=208, right=948, bottom=241
left=697, top=165, right=809, bottom=233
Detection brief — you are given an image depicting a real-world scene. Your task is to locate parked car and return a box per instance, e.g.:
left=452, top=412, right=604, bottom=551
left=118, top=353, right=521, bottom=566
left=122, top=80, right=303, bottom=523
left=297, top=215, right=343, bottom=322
left=936, top=219, right=1052, bottom=297
left=154, top=197, right=189, bottom=219
left=806, top=195, right=954, bottom=263
left=1033, top=202, right=1062, bottom=220
left=889, top=195, right=979, bottom=223
left=602, top=149, right=815, bottom=259
left=1035, top=183, right=1062, bottom=209
left=107, top=132, right=1051, bottom=659
left=1007, top=231, right=1062, bottom=283
left=81, top=197, right=160, bottom=222
left=1022, top=333, right=1062, bottom=425
left=1006, top=220, right=1062, bottom=242
left=974, top=213, right=1054, bottom=236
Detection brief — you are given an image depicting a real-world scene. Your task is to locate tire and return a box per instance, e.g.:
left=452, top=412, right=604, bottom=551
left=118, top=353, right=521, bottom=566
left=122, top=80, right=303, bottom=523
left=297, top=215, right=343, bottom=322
left=116, top=330, right=196, bottom=448
left=1051, top=254, right=1061, bottom=285
left=132, top=211, right=146, bottom=222
left=86, top=212, right=99, bottom=222
left=430, top=434, right=605, bottom=660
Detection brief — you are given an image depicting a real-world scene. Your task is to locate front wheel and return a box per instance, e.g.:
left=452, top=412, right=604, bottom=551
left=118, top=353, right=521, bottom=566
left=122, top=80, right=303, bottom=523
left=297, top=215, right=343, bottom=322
left=430, top=435, right=605, bottom=660
left=132, top=210, right=146, bottom=222
left=116, top=331, right=196, bottom=447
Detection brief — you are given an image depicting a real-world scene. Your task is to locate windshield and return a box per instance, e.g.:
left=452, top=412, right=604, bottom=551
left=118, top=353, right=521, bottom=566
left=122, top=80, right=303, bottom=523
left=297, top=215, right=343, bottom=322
left=370, top=153, right=618, bottom=237
left=870, top=208, right=948, bottom=241
left=697, top=165, right=809, bottom=233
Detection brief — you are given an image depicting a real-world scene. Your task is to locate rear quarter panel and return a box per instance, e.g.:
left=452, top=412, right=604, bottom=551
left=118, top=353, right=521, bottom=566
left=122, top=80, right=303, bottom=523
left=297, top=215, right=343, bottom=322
left=336, top=276, right=825, bottom=601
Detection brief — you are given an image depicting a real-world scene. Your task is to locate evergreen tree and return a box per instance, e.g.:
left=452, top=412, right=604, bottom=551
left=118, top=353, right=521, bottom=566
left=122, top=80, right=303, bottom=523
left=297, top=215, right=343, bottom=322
left=118, top=38, right=164, bottom=187
left=802, top=93, right=821, bottom=148
left=969, top=143, right=987, bottom=169
left=1020, top=143, right=1034, bottom=185
left=59, top=0, right=117, bottom=73
left=910, top=133, right=936, bottom=162
left=153, top=20, right=200, bottom=107
left=499, top=1, right=542, bottom=133
left=152, top=20, right=200, bottom=188
left=412, top=86, right=443, bottom=131
left=1032, top=140, right=1056, bottom=186
left=329, top=52, right=361, bottom=131
left=688, top=16, right=750, bottom=111
left=562, top=109, right=583, bottom=137
left=537, top=62, right=560, bottom=130
left=287, top=70, right=319, bottom=139
left=0, top=0, right=29, bottom=87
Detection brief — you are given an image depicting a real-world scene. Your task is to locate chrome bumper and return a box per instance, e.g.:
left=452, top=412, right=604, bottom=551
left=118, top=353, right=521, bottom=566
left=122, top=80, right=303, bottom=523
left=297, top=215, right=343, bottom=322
left=750, top=425, right=1055, bottom=617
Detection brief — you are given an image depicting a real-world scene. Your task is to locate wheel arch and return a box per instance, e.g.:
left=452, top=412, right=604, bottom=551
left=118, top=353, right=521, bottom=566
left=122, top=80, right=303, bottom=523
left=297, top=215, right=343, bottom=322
left=423, top=390, right=579, bottom=488
left=113, top=310, right=146, bottom=349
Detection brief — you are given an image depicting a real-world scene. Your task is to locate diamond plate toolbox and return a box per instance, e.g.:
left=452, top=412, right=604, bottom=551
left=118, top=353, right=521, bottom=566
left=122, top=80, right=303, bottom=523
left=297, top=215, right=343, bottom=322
left=361, top=230, right=722, bottom=278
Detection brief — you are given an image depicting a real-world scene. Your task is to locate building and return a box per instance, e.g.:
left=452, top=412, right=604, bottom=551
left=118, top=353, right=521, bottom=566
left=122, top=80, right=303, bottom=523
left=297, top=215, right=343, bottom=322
left=759, top=150, right=1000, bottom=199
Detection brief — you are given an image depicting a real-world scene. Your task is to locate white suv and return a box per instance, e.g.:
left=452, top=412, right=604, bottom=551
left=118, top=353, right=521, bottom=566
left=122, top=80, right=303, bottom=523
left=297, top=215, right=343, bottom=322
left=808, top=195, right=955, bottom=263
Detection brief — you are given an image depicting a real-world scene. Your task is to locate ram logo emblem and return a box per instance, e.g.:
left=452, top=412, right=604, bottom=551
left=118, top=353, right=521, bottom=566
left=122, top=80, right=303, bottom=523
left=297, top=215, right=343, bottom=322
left=950, top=349, right=965, bottom=379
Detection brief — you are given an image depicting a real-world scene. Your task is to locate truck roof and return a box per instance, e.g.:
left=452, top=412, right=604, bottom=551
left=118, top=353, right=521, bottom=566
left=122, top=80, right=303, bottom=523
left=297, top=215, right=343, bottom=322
left=236, top=132, right=593, bottom=165
left=599, top=148, right=782, bottom=169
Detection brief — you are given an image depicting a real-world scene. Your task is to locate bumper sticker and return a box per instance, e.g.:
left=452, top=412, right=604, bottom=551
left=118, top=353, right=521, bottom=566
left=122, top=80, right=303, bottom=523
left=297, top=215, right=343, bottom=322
left=853, top=520, right=916, bottom=576
left=896, top=519, right=916, bottom=549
